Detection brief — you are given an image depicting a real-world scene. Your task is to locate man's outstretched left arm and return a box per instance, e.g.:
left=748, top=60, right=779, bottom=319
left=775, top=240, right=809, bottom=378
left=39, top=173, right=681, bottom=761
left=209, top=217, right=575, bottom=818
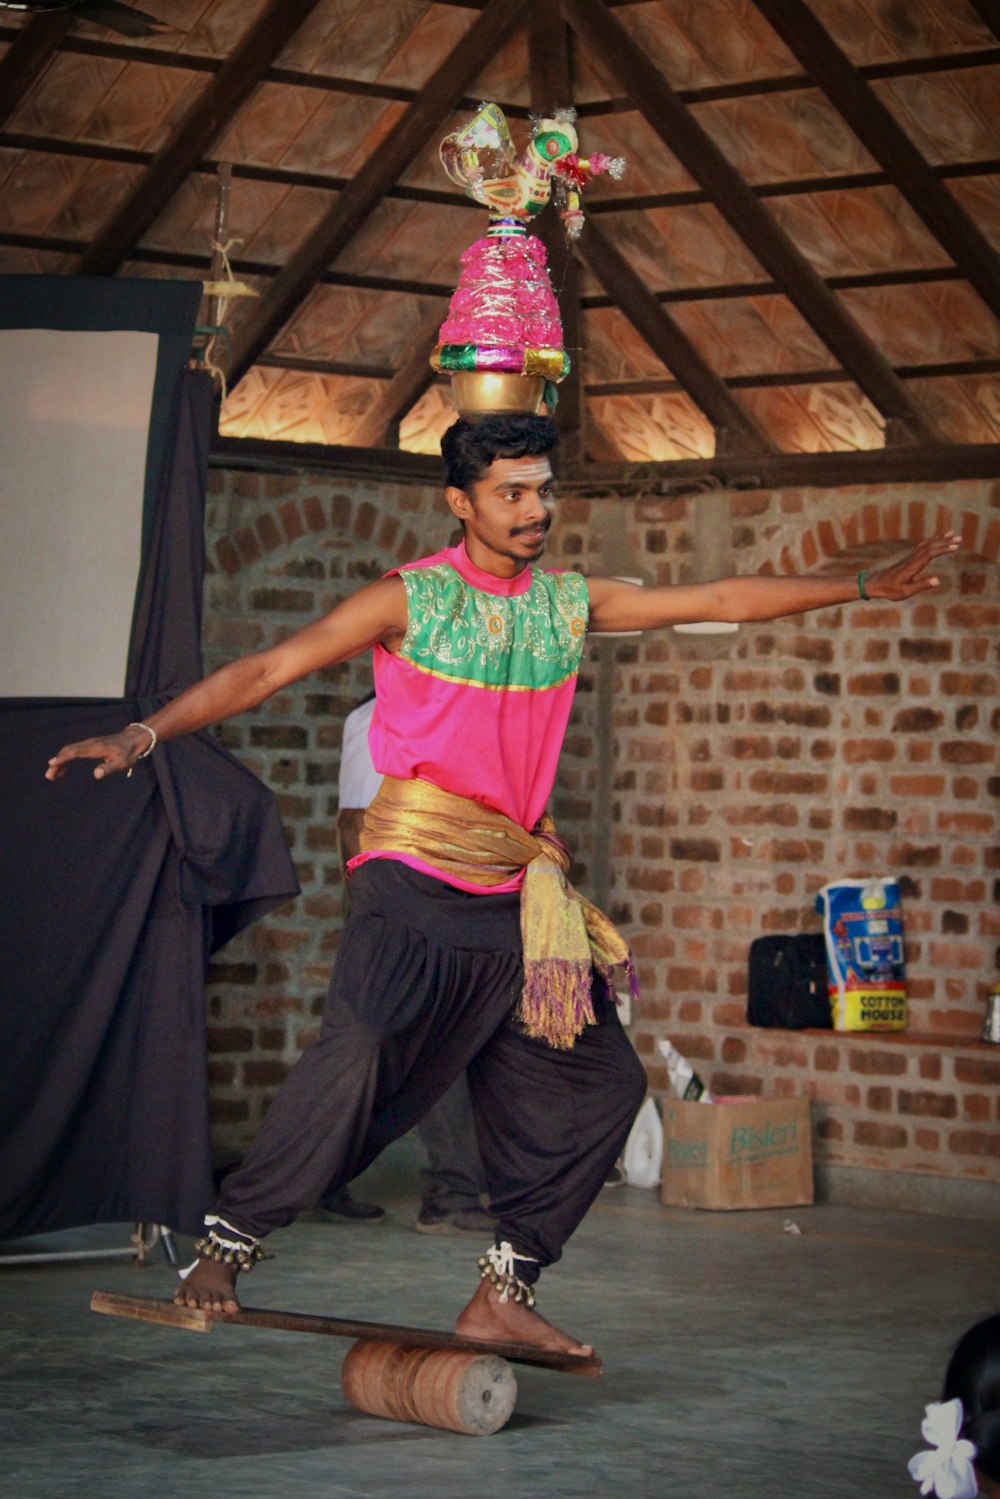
left=585, top=531, right=961, bottom=635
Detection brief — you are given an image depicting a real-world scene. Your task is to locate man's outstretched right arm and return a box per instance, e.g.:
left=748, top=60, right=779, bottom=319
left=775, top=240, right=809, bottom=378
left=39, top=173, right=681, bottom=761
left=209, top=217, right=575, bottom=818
left=45, top=576, right=407, bottom=782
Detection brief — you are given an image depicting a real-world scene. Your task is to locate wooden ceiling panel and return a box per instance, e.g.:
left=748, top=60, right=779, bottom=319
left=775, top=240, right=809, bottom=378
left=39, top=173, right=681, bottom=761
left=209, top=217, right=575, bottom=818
left=468, top=23, right=530, bottom=103
left=5, top=51, right=126, bottom=139
left=742, top=380, right=883, bottom=450
left=766, top=185, right=953, bottom=277
left=587, top=390, right=716, bottom=462
left=214, top=84, right=404, bottom=175
left=909, top=373, right=1000, bottom=444
left=399, top=381, right=459, bottom=454
left=330, top=196, right=473, bottom=281
left=808, top=0, right=995, bottom=65
left=271, top=284, right=443, bottom=363
left=948, top=173, right=1000, bottom=248
left=373, top=2, right=478, bottom=88
left=575, top=110, right=697, bottom=196
left=583, top=306, right=670, bottom=383
left=82, top=59, right=207, bottom=153
left=674, top=293, right=836, bottom=375
left=622, top=204, right=769, bottom=290
left=235, top=182, right=337, bottom=263
left=137, top=172, right=300, bottom=256
left=179, top=0, right=276, bottom=61
left=219, top=364, right=386, bottom=443
left=874, top=66, right=1000, bottom=164
left=619, top=0, right=799, bottom=90
left=274, top=0, right=436, bottom=80
left=694, top=88, right=878, bottom=183
left=838, top=282, right=1000, bottom=365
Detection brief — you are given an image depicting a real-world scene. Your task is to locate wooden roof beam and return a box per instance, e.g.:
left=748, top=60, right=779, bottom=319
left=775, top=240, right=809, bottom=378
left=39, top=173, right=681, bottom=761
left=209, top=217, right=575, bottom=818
left=76, top=0, right=326, bottom=277
left=227, top=0, right=530, bottom=390
left=750, top=0, right=1000, bottom=326
left=576, top=218, right=777, bottom=454
left=562, top=0, right=940, bottom=446
left=0, top=11, right=74, bottom=131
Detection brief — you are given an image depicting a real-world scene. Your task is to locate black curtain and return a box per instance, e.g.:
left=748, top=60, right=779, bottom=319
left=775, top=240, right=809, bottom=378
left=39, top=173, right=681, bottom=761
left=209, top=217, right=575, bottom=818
left=0, top=361, right=298, bottom=1239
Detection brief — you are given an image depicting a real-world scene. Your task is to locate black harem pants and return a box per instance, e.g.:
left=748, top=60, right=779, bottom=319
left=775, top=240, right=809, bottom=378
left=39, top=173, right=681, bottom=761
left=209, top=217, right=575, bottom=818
left=217, top=860, right=647, bottom=1278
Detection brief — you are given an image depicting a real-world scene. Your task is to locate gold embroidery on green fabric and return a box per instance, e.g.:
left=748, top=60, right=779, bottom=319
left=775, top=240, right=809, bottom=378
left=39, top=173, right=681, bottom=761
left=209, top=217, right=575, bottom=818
left=399, top=565, right=588, bottom=690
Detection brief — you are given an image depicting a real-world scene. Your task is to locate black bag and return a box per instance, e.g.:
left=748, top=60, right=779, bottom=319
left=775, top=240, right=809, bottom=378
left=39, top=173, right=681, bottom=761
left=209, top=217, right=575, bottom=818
left=747, top=933, right=832, bottom=1029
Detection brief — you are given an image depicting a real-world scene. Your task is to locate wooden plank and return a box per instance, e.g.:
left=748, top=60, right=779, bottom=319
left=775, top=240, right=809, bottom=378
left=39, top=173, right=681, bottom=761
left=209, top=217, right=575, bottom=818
left=529, top=5, right=583, bottom=463
left=0, top=12, right=73, bottom=131
left=561, top=0, right=940, bottom=445
left=576, top=218, right=777, bottom=452
left=90, top=1292, right=603, bottom=1376
left=750, top=0, right=1000, bottom=325
left=77, top=0, right=326, bottom=276
left=226, top=0, right=530, bottom=390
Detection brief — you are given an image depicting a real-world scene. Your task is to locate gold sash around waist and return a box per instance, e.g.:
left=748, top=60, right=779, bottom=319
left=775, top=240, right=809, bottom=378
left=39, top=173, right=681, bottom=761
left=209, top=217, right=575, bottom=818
left=359, top=776, right=634, bottom=1049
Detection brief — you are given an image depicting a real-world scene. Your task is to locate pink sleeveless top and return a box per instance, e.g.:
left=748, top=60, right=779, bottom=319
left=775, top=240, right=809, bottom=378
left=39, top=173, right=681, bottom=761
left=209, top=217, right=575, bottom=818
left=350, top=542, right=589, bottom=893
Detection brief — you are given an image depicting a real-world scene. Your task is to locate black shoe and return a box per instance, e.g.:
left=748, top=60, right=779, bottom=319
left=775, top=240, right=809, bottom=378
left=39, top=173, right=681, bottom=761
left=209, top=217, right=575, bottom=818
left=415, top=1205, right=497, bottom=1237
left=312, top=1189, right=385, bottom=1224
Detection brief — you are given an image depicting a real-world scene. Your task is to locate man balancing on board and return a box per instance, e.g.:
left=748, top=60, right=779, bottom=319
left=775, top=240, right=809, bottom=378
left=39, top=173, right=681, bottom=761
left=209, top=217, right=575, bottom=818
left=47, top=413, right=959, bottom=1358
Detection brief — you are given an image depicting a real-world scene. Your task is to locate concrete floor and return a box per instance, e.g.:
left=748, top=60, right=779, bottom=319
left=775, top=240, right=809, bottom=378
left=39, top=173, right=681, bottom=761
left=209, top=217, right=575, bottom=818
left=1, top=1144, right=997, bottom=1499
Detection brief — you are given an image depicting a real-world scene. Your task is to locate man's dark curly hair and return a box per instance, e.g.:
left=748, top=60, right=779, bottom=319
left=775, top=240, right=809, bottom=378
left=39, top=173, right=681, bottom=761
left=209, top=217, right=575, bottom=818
left=440, top=414, right=559, bottom=494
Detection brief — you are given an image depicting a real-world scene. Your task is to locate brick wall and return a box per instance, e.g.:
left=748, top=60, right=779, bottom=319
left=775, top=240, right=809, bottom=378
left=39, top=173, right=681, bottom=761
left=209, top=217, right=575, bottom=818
left=201, top=467, right=1000, bottom=1190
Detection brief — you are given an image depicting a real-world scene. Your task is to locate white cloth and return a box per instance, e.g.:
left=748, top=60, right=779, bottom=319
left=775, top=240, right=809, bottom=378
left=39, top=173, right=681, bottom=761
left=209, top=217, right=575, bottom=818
left=338, top=697, right=382, bottom=810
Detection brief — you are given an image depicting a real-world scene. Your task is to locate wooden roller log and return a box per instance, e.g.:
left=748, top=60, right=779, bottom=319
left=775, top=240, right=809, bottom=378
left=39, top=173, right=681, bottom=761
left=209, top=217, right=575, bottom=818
left=341, top=1338, right=517, bottom=1436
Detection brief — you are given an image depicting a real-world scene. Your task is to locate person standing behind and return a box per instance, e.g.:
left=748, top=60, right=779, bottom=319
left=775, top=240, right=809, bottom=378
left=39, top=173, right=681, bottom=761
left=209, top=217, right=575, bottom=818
left=315, top=693, right=496, bottom=1237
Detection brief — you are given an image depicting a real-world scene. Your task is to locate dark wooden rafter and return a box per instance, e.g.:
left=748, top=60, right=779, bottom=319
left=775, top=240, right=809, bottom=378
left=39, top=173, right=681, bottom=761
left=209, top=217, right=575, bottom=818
left=528, top=4, right=586, bottom=463
left=226, top=0, right=530, bottom=390
left=1, top=20, right=995, bottom=121
left=0, top=229, right=970, bottom=306
left=76, top=0, right=326, bottom=277
left=210, top=433, right=1000, bottom=491
left=0, top=12, right=74, bottom=131
left=576, top=218, right=778, bottom=453
left=750, top=0, right=1000, bottom=326
left=346, top=310, right=443, bottom=448
left=561, top=0, right=940, bottom=446
left=5, top=128, right=1000, bottom=218
left=587, top=357, right=1000, bottom=396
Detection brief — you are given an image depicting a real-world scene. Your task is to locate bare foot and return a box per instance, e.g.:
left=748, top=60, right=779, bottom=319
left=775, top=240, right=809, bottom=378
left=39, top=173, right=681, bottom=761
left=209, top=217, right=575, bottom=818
left=455, top=1275, right=593, bottom=1357
left=174, top=1258, right=240, bottom=1313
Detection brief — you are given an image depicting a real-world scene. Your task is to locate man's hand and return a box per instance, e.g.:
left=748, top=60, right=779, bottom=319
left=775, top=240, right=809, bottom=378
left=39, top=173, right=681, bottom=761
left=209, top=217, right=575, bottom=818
left=46, top=725, right=153, bottom=782
left=865, top=530, right=961, bottom=600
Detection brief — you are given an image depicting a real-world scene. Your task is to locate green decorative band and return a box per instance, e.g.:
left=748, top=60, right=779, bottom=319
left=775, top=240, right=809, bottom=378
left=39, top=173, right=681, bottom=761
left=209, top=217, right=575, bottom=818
left=858, top=569, right=869, bottom=601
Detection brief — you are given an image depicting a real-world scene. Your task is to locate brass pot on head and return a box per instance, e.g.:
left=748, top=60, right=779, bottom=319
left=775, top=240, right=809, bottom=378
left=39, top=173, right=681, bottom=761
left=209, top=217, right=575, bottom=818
left=450, top=372, right=546, bottom=416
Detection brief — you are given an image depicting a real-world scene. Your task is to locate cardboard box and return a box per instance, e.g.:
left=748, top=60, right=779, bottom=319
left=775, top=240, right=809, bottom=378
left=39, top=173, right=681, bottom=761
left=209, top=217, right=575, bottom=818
left=661, top=1097, right=813, bottom=1211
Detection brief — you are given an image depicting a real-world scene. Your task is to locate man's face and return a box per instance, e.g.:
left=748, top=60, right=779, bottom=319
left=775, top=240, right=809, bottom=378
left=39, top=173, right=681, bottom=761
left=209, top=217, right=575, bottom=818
left=448, top=454, right=555, bottom=570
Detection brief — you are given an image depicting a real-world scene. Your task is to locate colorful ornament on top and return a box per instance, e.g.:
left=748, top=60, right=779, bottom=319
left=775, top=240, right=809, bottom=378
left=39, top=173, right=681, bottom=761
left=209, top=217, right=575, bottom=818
left=431, top=103, right=624, bottom=413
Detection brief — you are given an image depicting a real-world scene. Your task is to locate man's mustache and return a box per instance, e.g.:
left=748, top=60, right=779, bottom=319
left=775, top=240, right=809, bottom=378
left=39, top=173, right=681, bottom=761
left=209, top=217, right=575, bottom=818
left=509, top=516, right=552, bottom=538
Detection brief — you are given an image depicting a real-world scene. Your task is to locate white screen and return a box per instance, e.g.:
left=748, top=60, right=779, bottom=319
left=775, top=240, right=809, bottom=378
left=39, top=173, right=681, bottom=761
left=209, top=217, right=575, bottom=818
left=0, top=327, right=158, bottom=697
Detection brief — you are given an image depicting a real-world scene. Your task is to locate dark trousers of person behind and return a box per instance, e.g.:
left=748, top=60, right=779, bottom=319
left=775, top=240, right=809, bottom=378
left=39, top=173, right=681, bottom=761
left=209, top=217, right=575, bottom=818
left=216, top=860, right=647, bottom=1276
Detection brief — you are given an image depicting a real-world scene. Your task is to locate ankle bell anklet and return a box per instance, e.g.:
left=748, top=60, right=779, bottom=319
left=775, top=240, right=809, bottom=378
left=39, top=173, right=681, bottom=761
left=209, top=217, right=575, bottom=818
left=194, top=1216, right=264, bottom=1273
left=478, top=1241, right=537, bottom=1307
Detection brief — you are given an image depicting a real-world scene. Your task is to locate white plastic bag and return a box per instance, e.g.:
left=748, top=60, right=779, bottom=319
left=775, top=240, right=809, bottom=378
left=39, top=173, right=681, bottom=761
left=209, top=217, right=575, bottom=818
left=621, top=1096, right=663, bottom=1188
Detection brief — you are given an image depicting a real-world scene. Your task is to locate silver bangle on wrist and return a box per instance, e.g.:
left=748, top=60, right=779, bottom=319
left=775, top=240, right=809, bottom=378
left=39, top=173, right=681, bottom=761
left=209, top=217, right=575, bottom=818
left=125, top=722, right=157, bottom=778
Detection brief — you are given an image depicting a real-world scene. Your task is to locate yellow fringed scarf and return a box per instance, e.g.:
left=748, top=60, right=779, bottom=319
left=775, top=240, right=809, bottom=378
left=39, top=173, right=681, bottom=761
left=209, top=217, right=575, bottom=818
left=359, top=776, right=634, bottom=1049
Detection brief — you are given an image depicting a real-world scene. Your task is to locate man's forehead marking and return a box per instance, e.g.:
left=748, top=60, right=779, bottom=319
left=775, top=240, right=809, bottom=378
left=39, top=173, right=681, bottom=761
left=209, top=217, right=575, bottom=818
left=491, top=459, right=553, bottom=485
